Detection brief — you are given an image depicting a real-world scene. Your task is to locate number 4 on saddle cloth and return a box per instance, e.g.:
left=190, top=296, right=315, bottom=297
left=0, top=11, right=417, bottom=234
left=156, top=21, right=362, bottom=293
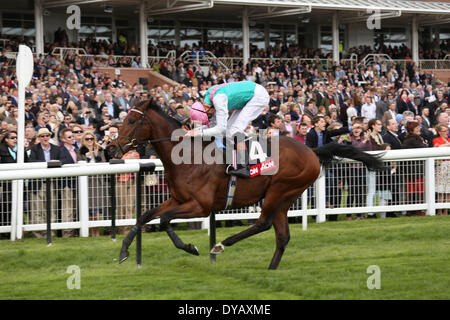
left=219, top=137, right=278, bottom=210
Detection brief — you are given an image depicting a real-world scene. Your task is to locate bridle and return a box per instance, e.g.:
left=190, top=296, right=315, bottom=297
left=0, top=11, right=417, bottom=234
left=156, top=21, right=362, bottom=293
left=114, top=107, right=190, bottom=156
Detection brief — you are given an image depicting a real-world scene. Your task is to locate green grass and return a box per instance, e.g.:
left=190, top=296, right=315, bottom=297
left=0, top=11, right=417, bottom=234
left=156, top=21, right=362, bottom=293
left=1, top=216, right=449, bottom=300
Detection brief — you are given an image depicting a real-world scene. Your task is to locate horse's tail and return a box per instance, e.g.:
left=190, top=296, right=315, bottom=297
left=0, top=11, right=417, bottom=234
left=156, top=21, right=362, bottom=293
left=312, top=142, right=385, bottom=171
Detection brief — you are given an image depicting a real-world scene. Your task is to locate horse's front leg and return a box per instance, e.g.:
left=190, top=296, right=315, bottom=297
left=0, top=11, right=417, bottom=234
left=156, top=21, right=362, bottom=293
left=159, top=199, right=207, bottom=256
left=119, top=198, right=177, bottom=263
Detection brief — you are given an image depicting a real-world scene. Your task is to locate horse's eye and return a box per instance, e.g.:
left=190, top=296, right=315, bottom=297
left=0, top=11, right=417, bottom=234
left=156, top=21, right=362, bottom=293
left=129, top=119, right=136, bottom=124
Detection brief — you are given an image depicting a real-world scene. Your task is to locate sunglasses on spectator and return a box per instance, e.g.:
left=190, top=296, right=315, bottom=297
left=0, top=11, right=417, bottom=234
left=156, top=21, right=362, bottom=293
left=73, top=130, right=83, bottom=133
left=40, top=134, right=51, bottom=138
left=85, top=137, right=94, bottom=141
left=9, top=136, right=17, bottom=139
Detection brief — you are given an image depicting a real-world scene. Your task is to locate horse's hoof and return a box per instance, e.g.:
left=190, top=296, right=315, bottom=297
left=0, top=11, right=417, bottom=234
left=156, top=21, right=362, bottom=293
left=119, top=249, right=129, bottom=264
left=188, top=244, right=199, bottom=256
left=210, top=242, right=224, bottom=255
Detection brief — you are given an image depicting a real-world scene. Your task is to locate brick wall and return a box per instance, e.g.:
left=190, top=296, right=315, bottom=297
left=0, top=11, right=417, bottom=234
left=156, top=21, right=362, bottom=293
left=97, top=68, right=179, bottom=89
left=423, top=69, right=450, bottom=84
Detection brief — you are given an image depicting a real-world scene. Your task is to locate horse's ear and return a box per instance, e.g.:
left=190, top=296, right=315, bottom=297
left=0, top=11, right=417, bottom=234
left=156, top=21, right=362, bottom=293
left=148, top=98, right=159, bottom=110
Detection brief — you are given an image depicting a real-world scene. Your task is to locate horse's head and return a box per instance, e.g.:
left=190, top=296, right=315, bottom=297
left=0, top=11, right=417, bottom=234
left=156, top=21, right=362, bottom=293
left=106, top=100, right=154, bottom=159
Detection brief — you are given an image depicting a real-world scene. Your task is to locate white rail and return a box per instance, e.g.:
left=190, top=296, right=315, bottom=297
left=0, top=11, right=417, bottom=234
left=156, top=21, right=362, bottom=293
left=0, top=148, right=449, bottom=241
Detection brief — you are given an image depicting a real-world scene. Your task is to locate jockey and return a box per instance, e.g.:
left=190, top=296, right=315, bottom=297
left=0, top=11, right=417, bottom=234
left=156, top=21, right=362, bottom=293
left=185, top=80, right=269, bottom=178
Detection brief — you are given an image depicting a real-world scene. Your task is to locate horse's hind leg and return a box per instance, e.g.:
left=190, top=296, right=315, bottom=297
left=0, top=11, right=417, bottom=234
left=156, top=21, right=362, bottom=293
left=211, top=192, right=282, bottom=254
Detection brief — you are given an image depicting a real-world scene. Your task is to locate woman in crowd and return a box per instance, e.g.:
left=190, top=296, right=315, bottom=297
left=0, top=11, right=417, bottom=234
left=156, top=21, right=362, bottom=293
left=289, top=104, right=302, bottom=122
left=340, top=120, right=370, bottom=220
left=433, top=123, right=450, bottom=215
left=402, top=120, right=428, bottom=216
left=77, top=132, right=108, bottom=237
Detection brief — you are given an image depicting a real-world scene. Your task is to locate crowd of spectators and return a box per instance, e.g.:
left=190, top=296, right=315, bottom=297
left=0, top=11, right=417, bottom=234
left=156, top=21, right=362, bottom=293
left=0, top=36, right=449, bottom=237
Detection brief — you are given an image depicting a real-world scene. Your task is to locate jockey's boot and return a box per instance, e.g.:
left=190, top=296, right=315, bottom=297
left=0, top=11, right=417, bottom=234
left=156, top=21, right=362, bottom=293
left=227, top=163, right=250, bottom=178
left=226, top=149, right=250, bottom=178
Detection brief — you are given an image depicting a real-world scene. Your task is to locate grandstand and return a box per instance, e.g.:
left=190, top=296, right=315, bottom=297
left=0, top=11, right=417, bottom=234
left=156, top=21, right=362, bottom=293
left=1, top=0, right=450, bottom=82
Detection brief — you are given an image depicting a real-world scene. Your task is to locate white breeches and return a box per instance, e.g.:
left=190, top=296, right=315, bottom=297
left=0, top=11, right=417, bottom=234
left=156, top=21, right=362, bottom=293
left=227, top=84, right=269, bottom=139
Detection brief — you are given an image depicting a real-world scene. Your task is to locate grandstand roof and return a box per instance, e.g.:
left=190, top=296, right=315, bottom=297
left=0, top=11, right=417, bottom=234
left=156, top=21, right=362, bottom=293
left=41, top=0, right=450, bottom=14
left=213, top=0, right=450, bottom=13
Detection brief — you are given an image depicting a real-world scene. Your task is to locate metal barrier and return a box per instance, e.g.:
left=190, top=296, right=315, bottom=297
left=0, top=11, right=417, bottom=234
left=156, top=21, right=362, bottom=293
left=0, top=148, right=449, bottom=241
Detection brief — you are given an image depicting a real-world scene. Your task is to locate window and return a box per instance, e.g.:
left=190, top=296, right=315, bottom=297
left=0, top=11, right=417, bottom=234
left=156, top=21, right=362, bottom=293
left=374, top=27, right=406, bottom=50
left=1, top=12, right=35, bottom=38
left=79, top=16, right=112, bottom=43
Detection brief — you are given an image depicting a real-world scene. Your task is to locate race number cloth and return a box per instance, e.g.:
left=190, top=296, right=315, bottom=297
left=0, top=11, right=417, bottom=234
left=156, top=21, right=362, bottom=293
left=250, top=158, right=277, bottom=178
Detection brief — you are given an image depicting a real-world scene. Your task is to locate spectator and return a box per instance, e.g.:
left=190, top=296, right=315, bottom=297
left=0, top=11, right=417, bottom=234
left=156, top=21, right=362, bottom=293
left=433, top=124, right=450, bottom=215
left=340, top=119, right=370, bottom=220
left=283, top=114, right=294, bottom=137
left=293, top=123, right=308, bottom=144
left=116, top=149, right=140, bottom=234
left=77, top=132, right=108, bottom=236
left=382, top=118, right=402, bottom=150
left=71, top=124, right=84, bottom=150
left=289, top=104, right=301, bottom=122
left=361, top=96, right=376, bottom=121
left=402, top=120, right=427, bottom=216
left=101, top=93, right=120, bottom=119
left=173, top=104, right=190, bottom=126
left=77, top=108, right=97, bottom=128
left=305, top=115, right=350, bottom=148
left=28, top=128, right=62, bottom=238
left=375, top=143, right=394, bottom=219
left=267, top=114, right=283, bottom=133
left=346, top=100, right=358, bottom=127
left=0, top=130, right=28, bottom=232
left=420, top=106, right=432, bottom=131
left=381, top=102, right=397, bottom=126
left=435, top=112, right=450, bottom=138
left=59, top=128, right=78, bottom=237
left=306, top=115, right=349, bottom=220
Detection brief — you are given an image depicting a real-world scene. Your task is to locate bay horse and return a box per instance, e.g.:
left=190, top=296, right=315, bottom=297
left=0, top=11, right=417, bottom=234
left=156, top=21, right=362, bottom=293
left=107, top=99, right=384, bottom=270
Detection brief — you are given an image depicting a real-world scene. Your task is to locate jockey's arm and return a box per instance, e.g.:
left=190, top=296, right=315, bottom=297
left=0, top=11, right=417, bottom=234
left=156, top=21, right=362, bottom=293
left=201, top=94, right=228, bottom=137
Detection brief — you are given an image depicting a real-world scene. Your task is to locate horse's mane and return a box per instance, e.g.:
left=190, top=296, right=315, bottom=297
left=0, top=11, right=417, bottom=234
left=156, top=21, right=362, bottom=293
left=139, top=99, right=183, bottom=129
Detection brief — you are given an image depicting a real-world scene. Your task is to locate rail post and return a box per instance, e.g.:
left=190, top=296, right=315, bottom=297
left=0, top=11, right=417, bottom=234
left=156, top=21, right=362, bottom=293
left=425, top=158, right=436, bottom=216
left=209, top=211, right=217, bottom=263
left=78, top=161, right=89, bottom=238
left=316, top=167, right=326, bottom=223
left=109, top=159, right=126, bottom=241
left=135, top=162, right=156, bottom=267
left=45, top=178, right=52, bottom=246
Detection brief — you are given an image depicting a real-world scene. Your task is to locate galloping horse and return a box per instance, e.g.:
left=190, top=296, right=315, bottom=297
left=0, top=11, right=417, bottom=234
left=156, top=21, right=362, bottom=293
left=107, top=99, right=384, bottom=270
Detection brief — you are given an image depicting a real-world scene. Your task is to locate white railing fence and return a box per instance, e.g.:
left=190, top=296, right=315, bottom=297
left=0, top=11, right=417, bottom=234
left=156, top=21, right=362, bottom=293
left=0, top=148, right=449, bottom=241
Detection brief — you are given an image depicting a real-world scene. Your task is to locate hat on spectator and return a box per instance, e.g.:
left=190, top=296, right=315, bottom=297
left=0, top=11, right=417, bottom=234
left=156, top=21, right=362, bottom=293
left=175, top=104, right=184, bottom=110
left=37, top=128, right=51, bottom=137
left=169, top=99, right=176, bottom=105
